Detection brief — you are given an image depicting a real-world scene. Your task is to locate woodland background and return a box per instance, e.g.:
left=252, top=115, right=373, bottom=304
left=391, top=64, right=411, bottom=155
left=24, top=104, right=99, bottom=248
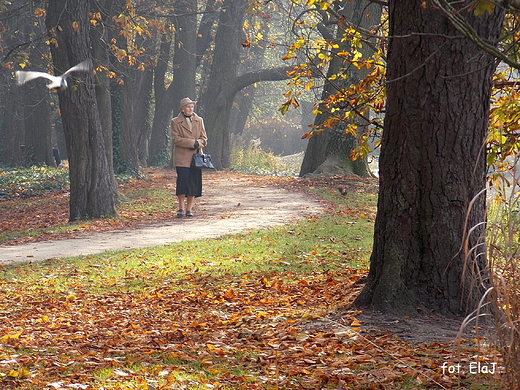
left=1, top=0, right=520, bottom=388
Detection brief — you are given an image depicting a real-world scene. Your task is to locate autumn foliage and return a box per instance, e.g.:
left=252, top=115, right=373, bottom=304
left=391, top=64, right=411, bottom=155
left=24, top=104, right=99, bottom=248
left=0, top=169, right=504, bottom=389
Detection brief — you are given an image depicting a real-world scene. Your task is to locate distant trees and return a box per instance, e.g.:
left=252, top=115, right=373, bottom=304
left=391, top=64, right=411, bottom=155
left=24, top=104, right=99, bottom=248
left=148, top=0, right=198, bottom=167
left=299, top=0, right=382, bottom=177
left=0, top=0, right=53, bottom=166
left=0, top=0, right=303, bottom=218
left=278, top=0, right=385, bottom=177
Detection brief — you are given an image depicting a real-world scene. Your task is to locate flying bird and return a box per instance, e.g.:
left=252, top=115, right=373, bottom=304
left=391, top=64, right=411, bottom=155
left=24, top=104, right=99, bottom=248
left=15, top=59, right=92, bottom=91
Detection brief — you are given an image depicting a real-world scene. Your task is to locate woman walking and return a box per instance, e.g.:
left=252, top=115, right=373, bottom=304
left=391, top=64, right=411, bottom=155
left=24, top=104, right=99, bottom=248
left=171, top=97, right=208, bottom=217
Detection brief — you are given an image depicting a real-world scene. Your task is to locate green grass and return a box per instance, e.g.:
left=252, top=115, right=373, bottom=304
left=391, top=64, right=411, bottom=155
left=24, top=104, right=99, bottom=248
left=0, top=184, right=506, bottom=389
left=1, top=189, right=376, bottom=297
left=0, top=185, right=174, bottom=245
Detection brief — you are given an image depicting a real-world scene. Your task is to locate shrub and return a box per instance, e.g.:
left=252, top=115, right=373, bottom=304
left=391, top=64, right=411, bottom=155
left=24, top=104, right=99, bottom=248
left=487, top=160, right=520, bottom=388
left=230, top=140, right=301, bottom=177
left=0, top=166, right=69, bottom=200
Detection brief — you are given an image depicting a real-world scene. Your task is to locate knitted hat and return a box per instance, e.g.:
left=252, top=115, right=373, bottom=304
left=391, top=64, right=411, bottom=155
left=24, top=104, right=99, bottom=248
left=179, top=97, right=196, bottom=110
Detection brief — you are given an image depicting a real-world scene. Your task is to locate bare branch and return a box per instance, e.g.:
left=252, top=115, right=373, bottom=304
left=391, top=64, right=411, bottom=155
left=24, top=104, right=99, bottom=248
left=432, top=0, right=520, bottom=70
left=233, top=66, right=294, bottom=94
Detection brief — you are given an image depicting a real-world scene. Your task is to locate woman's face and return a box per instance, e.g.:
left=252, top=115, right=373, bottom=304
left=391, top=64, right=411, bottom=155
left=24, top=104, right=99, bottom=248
left=182, top=103, right=195, bottom=116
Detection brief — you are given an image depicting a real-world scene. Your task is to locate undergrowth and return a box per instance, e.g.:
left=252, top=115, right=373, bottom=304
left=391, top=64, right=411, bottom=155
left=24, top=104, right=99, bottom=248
left=0, top=166, right=135, bottom=201
left=230, top=141, right=301, bottom=177
left=0, top=166, right=69, bottom=200
left=487, top=158, right=520, bottom=389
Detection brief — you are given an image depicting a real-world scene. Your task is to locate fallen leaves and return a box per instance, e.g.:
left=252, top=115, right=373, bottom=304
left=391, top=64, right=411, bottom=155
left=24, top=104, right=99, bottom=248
left=0, top=169, right=502, bottom=388
left=0, top=264, right=501, bottom=389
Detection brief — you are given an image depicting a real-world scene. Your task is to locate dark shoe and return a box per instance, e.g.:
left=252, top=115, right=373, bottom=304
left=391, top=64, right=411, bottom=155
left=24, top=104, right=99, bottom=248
left=177, top=209, right=184, bottom=218
left=186, top=210, right=194, bottom=217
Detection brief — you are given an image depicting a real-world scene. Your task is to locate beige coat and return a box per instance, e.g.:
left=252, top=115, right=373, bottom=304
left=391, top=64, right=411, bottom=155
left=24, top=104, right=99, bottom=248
left=171, top=112, right=208, bottom=168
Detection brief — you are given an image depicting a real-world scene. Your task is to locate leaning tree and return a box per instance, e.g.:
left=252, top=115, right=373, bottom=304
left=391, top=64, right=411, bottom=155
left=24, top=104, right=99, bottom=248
left=298, top=0, right=383, bottom=177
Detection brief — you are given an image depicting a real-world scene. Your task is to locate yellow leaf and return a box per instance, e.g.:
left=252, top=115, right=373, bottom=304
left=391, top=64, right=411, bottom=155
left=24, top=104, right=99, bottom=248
left=2, top=331, right=22, bottom=341
left=7, top=368, right=29, bottom=378
left=472, top=0, right=495, bottom=16
left=350, top=319, right=361, bottom=327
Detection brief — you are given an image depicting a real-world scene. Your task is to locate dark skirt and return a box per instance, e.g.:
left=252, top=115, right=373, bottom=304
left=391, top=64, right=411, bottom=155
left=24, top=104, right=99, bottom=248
left=175, top=166, right=202, bottom=197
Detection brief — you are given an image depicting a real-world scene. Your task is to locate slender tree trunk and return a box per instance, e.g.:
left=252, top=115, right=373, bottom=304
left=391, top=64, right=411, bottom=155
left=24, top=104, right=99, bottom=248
left=22, top=79, right=53, bottom=166
left=109, top=0, right=139, bottom=175
left=230, top=88, right=253, bottom=136
left=46, top=0, right=118, bottom=221
left=0, top=85, right=25, bottom=166
left=90, top=0, right=116, bottom=177
left=136, top=66, right=153, bottom=165
left=196, top=0, right=218, bottom=69
left=148, top=33, right=174, bottom=166
left=198, top=0, right=247, bottom=170
left=354, top=1, right=504, bottom=315
left=120, top=77, right=139, bottom=173
left=148, top=0, right=197, bottom=166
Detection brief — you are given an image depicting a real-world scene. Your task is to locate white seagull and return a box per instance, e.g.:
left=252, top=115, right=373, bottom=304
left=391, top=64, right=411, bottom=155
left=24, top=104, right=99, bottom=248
left=15, top=59, right=92, bottom=91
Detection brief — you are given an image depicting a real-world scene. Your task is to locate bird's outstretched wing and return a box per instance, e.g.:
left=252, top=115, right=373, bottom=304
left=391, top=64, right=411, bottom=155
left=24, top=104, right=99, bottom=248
left=15, top=71, right=56, bottom=86
left=63, top=59, right=92, bottom=77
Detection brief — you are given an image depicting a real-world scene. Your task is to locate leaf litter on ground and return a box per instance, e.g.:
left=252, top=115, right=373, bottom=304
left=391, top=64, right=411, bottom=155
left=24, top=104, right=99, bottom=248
left=0, top=168, right=503, bottom=389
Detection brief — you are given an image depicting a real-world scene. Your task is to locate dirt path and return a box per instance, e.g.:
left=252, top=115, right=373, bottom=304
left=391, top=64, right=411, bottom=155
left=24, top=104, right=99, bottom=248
left=0, top=174, right=327, bottom=264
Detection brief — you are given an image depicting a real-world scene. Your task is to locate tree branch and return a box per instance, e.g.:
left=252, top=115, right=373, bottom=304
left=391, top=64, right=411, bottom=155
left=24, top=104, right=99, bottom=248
left=432, top=0, right=520, bottom=70
left=233, top=66, right=293, bottom=94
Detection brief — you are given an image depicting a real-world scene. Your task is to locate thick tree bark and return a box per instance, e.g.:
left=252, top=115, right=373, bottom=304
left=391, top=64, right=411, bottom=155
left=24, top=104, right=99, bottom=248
left=354, top=1, right=504, bottom=315
left=46, top=0, right=118, bottom=221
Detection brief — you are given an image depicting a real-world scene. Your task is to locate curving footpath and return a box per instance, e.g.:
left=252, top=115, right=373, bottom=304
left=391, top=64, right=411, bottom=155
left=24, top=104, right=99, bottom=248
left=0, top=175, right=326, bottom=264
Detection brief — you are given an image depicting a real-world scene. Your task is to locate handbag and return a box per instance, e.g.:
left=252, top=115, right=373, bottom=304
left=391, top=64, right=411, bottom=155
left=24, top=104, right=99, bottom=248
left=191, top=149, right=215, bottom=170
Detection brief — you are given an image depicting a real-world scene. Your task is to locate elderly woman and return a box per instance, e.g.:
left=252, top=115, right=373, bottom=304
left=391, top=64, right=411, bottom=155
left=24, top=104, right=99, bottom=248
left=171, top=97, right=208, bottom=217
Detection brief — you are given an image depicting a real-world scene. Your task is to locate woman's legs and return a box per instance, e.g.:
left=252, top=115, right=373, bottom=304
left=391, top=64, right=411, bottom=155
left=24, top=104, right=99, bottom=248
left=175, top=166, right=200, bottom=217
left=177, top=194, right=195, bottom=216
left=177, top=194, right=185, bottom=211
left=186, top=196, right=195, bottom=213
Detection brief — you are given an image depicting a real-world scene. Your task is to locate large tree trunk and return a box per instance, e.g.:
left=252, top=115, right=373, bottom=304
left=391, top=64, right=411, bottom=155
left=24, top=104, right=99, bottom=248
left=354, top=1, right=504, bottom=315
left=300, top=0, right=381, bottom=177
left=47, top=0, right=118, bottom=221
